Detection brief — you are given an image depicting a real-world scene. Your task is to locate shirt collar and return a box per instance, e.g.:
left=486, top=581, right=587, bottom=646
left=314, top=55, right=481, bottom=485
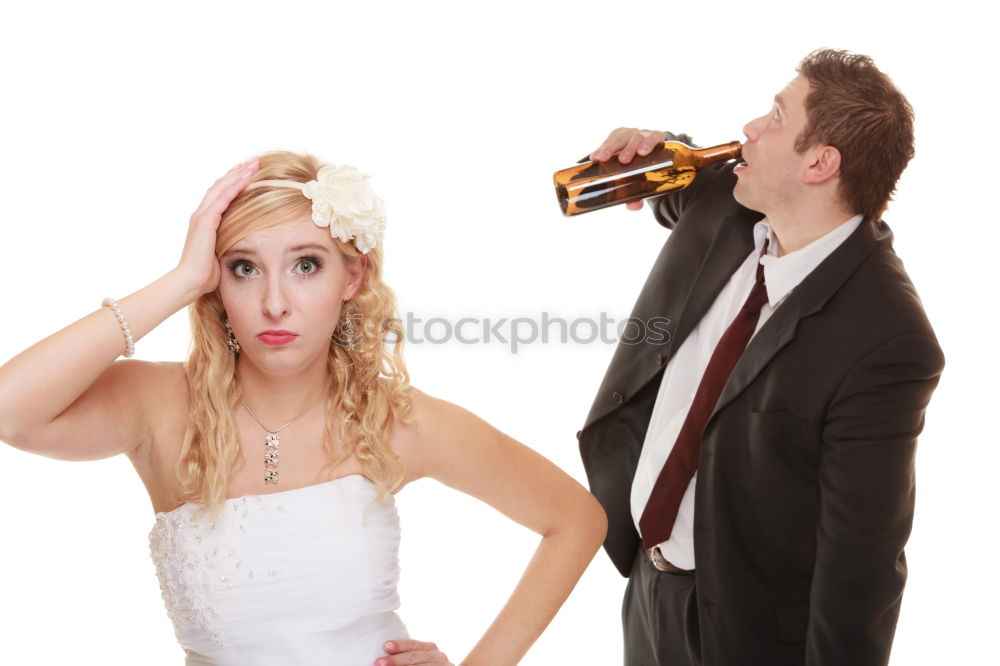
left=753, top=214, right=864, bottom=307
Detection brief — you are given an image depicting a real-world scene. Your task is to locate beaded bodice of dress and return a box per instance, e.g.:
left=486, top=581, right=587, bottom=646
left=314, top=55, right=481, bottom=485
left=148, top=474, right=408, bottom=665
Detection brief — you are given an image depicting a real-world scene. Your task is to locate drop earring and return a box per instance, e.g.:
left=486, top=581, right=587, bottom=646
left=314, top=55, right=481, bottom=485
left=332, top=300, right=358, bottom=351
left=342, top=316, right=357, bottom=351
left=225, top=319, right=241, bottom=354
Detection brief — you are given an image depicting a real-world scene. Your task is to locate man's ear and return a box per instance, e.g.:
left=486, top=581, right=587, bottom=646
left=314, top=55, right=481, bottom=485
left=802, top=145, right=841, bottom=185
left=346, top=254, right=368, bottom=299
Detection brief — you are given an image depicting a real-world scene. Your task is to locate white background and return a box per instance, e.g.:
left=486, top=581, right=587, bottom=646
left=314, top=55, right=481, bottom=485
left=0, top=1, right=995, bottom=664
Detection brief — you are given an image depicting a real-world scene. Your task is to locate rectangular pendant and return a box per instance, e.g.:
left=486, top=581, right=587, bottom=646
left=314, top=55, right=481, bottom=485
left=264, top=432, right=280, bottom=485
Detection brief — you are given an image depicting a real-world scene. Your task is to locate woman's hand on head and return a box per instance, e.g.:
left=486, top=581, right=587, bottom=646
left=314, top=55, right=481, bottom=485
left=376, top=639, right=454, bottom=666
left=176, top=158, right=261, bottom=298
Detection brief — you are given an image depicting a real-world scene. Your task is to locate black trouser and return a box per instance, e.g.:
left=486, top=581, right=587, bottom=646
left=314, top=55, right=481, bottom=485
left=622, top=547, right=702, bottom=666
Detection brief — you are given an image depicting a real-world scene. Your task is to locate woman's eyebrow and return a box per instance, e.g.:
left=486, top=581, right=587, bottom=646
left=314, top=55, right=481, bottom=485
left=221, top=243, right=331, bottom=259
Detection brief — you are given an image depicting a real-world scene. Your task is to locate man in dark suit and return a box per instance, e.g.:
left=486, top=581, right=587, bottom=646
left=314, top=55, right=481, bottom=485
left=577, top=49, right=944, bottom=665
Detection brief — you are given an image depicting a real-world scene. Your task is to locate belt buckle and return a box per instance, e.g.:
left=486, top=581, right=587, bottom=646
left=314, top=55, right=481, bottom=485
left=646, top=546, right=671, bottom=571
left=646, top=546, right=690, bottom=574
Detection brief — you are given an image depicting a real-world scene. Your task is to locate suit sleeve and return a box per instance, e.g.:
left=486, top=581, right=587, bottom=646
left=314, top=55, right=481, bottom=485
left=807, top=332, right=945, bottom=665
left=649, top=131, right=733, bottom=230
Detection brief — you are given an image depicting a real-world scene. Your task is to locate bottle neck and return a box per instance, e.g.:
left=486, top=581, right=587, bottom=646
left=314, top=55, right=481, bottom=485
left=692, top=141, right=742, bottom=167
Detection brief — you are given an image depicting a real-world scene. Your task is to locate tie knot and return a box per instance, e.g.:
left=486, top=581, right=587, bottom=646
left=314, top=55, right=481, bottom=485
left=756, top=238, right=770, bottom=282
left=746, top=240, right=770, bottom=309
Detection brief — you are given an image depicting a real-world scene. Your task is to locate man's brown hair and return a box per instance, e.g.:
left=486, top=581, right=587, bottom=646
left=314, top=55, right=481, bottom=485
left=795, top=49, right=915, bottom=221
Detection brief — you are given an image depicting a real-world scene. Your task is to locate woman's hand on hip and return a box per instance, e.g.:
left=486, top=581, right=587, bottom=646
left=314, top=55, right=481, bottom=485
left=376, top=639, right=454, bottom=665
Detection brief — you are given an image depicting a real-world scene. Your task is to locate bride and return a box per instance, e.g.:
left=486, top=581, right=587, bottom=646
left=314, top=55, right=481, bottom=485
left=0, top=152, right=607, bottom=665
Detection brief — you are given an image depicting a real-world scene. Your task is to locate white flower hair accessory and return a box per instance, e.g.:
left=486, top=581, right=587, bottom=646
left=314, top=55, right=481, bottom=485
left=247, top=163, right=386, bottom=254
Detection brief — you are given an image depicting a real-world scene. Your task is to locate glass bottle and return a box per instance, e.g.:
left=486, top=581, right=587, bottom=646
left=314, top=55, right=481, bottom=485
left=553, top=140, right=742, bottom=216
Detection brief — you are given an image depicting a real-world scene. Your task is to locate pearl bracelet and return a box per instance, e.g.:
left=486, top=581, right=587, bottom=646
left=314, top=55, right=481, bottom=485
left=102, top=297, right=135, bottom=358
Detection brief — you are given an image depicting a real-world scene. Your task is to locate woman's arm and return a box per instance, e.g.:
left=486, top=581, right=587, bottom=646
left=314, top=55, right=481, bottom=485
left=0, top=272, right=200, bottom=459
left=391, top=387, right=608, bottom=666
left=0, top=158, right=261, bottom=459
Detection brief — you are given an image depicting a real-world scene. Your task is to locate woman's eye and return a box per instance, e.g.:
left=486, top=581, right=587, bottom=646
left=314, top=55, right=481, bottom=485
left=295, top=258, right=320, bottom=274
left=232, top=260, right=257, bottom=278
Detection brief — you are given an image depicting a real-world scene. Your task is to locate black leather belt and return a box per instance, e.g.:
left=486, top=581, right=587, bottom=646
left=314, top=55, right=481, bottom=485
left=646, top=546, right=695, bottom=575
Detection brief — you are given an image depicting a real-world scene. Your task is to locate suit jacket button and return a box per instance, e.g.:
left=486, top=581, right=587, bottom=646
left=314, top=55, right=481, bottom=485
left=656, top=352, right=664, bottom=366
left=612, top=391, right=624, bottom=405
left=575, top=430, right=582, bottom=440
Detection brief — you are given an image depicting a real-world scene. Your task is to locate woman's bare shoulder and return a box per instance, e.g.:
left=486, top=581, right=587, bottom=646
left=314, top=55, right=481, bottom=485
left=390, top=384, right=479, bottom=481
left=392, top=384, right=452, bottom=431
left=112, top=358, right=187, bottom=383
left=127, top=360, right=189, bottom=408
left=119, top=360, right=190, bottom=448
left=150, top=360, right=189, bottom=385
left=389, top=384, right=430, bottom=480
left=58, top=358, right=190, bottom=437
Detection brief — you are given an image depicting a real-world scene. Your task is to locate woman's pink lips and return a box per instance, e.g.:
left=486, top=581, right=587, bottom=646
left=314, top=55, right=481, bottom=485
left=258, top=332, right=298, bottom=346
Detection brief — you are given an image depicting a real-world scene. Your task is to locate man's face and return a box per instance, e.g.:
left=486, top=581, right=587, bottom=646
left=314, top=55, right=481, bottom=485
left=733, top=74, right=813, bottom=216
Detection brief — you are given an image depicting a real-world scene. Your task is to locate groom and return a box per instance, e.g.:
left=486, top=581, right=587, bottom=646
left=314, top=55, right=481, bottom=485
left=577, top=49, right=944, bottom=665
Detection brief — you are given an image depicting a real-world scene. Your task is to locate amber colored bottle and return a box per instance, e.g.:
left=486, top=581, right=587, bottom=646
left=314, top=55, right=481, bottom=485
left=553, top=140, right=742, bottom=216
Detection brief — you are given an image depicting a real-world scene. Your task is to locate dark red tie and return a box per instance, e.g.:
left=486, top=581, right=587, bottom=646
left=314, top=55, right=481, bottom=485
left=639, top=242, right=770, bottom=550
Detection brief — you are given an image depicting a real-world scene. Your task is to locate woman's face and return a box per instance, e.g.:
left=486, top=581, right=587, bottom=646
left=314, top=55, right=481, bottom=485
left=217, top=215, right=366, bottom=376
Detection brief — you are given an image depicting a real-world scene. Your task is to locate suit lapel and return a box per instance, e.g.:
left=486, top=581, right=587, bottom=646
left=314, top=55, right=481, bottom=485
left=709, top=217, right=885, bottom=420
left=584, top=211, right=761, bottom=428
left=582, top=214, right=757, bottom=430
left=669, top=215, right=756, bottom=358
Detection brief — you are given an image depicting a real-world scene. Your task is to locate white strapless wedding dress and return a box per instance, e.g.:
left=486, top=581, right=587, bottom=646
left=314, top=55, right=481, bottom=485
left=148, top=474, right=408, bottom=665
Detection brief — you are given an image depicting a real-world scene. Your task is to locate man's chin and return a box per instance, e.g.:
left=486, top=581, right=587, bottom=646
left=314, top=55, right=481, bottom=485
left=732, top=183, right=762, bottom=213
left=733, top=181, right=767, bottom=215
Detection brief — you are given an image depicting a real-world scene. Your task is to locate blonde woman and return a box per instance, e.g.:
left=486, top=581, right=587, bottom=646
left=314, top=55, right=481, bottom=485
left=0, top=152, right=607, bottom=666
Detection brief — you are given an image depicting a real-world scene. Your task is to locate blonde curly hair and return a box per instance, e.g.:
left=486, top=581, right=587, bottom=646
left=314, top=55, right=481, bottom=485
left=176, top=151, right=412, bottom=517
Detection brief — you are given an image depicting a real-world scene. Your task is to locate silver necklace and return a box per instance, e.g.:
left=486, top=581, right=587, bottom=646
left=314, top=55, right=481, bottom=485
left=239, top=391, right=327, bottom=485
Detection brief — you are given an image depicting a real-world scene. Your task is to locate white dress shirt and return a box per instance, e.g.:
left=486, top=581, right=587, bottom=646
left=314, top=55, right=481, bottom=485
left=630, top=214, right=864, bottom=569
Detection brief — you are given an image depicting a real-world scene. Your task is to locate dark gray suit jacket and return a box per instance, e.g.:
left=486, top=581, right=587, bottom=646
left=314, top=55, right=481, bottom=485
left=578, top=153, right=944, bottom=665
